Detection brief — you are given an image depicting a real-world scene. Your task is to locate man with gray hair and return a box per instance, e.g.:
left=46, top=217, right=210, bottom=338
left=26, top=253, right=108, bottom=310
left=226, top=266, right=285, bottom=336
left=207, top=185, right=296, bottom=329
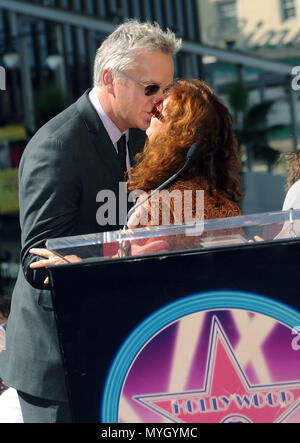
left=0, top=19, right=181, bottom=423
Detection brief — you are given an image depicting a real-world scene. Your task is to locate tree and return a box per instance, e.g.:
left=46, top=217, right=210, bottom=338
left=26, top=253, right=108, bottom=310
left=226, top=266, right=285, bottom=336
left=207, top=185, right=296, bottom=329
left=35, top=83, right=69, bottom=129
left=228, top=81, right=283, bottom=173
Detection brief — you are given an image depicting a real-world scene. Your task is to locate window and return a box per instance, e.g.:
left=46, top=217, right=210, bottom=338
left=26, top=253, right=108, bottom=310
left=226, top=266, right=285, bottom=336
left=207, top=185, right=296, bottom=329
left=281, top=0, right=297, bottom=20
left=217, top=1, right=238, bottom=34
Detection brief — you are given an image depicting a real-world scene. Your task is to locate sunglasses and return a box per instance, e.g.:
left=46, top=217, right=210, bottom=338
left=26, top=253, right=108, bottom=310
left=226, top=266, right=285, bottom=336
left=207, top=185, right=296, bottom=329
left=120, top=71, right=168, bottom=97
left=150, top=98, right=165, bottom=120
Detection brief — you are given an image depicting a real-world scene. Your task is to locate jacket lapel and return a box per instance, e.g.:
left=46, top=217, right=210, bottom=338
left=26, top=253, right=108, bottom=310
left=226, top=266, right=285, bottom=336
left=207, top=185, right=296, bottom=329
left=128, top=128, right=146, bottom=166
left=76, top=90, right=124, bottom=180
left=76, top=91, right=146, bottom=178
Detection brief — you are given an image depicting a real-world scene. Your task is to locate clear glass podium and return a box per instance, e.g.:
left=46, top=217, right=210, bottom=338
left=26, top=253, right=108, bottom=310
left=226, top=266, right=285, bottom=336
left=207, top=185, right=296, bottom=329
left=47, top=209, right=300, bottom=261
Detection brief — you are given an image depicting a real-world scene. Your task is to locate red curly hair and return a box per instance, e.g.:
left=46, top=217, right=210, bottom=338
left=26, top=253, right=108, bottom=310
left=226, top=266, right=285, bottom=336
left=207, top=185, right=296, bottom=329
left=128, top=79, right=242, bottom=202
left=281, top=148, right=300, bottom=192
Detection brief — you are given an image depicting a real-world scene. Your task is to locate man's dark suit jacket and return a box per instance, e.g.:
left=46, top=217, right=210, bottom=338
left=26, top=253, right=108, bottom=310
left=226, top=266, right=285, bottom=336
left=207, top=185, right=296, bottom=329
left=0, top=90, right=145, bottom=401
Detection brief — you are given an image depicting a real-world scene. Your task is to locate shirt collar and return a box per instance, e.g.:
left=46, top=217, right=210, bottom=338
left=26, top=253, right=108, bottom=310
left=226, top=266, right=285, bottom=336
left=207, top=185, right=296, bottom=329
left=89, top=87, right=129, bottom=146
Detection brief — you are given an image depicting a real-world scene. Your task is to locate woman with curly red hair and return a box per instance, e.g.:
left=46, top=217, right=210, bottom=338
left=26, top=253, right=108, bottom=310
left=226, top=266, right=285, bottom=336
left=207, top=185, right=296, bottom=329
left=127, top=79, right=242, bottom=229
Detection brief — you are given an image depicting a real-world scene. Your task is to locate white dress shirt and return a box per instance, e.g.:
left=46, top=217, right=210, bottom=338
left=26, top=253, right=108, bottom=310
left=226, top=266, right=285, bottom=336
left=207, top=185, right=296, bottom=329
left=88, top=88, right=130, bottom=169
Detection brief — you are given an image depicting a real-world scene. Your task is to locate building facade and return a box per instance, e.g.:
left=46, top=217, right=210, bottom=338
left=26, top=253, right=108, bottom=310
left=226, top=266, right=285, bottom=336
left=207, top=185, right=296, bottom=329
left=0, top=0, right=202, bottom=133
left=0, top=0, right=299, bottom=159
left=199, top=0, right=300, bottom=58
left=198, top=0, right=300, bottom=155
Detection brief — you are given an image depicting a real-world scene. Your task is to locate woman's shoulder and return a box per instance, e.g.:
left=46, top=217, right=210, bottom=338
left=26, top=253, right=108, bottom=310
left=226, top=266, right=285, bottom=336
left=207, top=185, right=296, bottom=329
left=168, top=176, right=208, bottom=192
left=283, top=179, right=300, bottom=211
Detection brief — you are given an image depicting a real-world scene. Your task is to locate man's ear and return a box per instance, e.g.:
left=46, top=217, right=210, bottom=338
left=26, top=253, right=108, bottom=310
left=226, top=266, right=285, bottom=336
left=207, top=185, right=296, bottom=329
left=102, top=68, right=115, bottom=94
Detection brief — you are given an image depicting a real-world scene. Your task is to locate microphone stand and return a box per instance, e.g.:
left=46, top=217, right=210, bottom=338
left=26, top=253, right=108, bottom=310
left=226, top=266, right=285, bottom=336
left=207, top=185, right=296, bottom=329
left=117, top=143, right=203, bottom=257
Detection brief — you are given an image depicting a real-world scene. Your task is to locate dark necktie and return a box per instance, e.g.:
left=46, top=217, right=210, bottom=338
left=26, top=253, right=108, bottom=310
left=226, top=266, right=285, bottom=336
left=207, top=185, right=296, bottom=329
left=117, top=134, right=127, bottom=177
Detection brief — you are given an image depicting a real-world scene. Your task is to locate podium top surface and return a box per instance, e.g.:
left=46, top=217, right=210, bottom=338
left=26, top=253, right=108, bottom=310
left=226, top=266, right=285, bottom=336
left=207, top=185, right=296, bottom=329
left=46, top=209, right=300, bottom=262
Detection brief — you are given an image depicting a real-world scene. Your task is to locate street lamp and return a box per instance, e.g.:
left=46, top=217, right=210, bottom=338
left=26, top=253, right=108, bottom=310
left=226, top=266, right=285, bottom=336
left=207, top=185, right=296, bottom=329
left=45, top=25, right=67, bottom=95
left=2, top=47, right=20, bottom=120
left=2, top=50, right=19, bottom=69
left=0, top=19, right=67, bottom=134
left=46, top=53, right=63, bottom=70
left=202, top=55, right=217, bottom=90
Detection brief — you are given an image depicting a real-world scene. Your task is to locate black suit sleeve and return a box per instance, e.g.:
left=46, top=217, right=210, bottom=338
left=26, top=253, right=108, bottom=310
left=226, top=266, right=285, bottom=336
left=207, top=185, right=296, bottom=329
left=19, top=137, right=82, bottom=289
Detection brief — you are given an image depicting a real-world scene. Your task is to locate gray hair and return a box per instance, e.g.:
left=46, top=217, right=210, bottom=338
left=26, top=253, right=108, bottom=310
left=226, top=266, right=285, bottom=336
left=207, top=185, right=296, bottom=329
left=93, top=19, right=182, bottom=86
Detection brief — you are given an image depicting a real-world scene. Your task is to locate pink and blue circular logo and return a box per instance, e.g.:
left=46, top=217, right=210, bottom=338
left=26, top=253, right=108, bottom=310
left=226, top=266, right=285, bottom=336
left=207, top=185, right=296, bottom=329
left=102, top=291, right=300, bottom=423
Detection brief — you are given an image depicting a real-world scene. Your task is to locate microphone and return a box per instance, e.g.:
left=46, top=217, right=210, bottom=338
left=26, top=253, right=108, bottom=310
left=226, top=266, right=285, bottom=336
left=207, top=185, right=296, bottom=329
left=125, top=143, right=203, bottom=228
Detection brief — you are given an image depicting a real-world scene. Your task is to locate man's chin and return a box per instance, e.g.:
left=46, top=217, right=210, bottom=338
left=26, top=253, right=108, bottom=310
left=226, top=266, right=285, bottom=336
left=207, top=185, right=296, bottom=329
left=138, top=118, right=151, bottom=132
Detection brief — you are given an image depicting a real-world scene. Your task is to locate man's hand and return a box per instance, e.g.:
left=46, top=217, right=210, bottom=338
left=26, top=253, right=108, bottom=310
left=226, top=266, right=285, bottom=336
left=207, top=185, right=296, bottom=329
left=29, top=248, right=82, bottom=284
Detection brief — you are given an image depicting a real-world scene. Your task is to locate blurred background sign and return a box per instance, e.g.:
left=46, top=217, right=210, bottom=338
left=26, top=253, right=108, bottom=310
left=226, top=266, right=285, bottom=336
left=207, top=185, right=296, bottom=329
left=0, top=124, right=26, bottom=216
left=0, top=124, right=26, bottom=142
left=0, top=168, right=18, bottom=215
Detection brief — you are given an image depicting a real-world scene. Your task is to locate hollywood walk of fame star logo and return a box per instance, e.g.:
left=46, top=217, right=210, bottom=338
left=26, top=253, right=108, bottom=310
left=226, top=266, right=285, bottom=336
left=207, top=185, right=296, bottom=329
left=133, top=317, right=300, bottom=423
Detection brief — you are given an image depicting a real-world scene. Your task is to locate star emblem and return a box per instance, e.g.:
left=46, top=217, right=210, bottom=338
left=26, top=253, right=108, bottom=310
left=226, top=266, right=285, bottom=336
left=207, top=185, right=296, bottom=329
left=133, top=317, right=300, bottom=423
